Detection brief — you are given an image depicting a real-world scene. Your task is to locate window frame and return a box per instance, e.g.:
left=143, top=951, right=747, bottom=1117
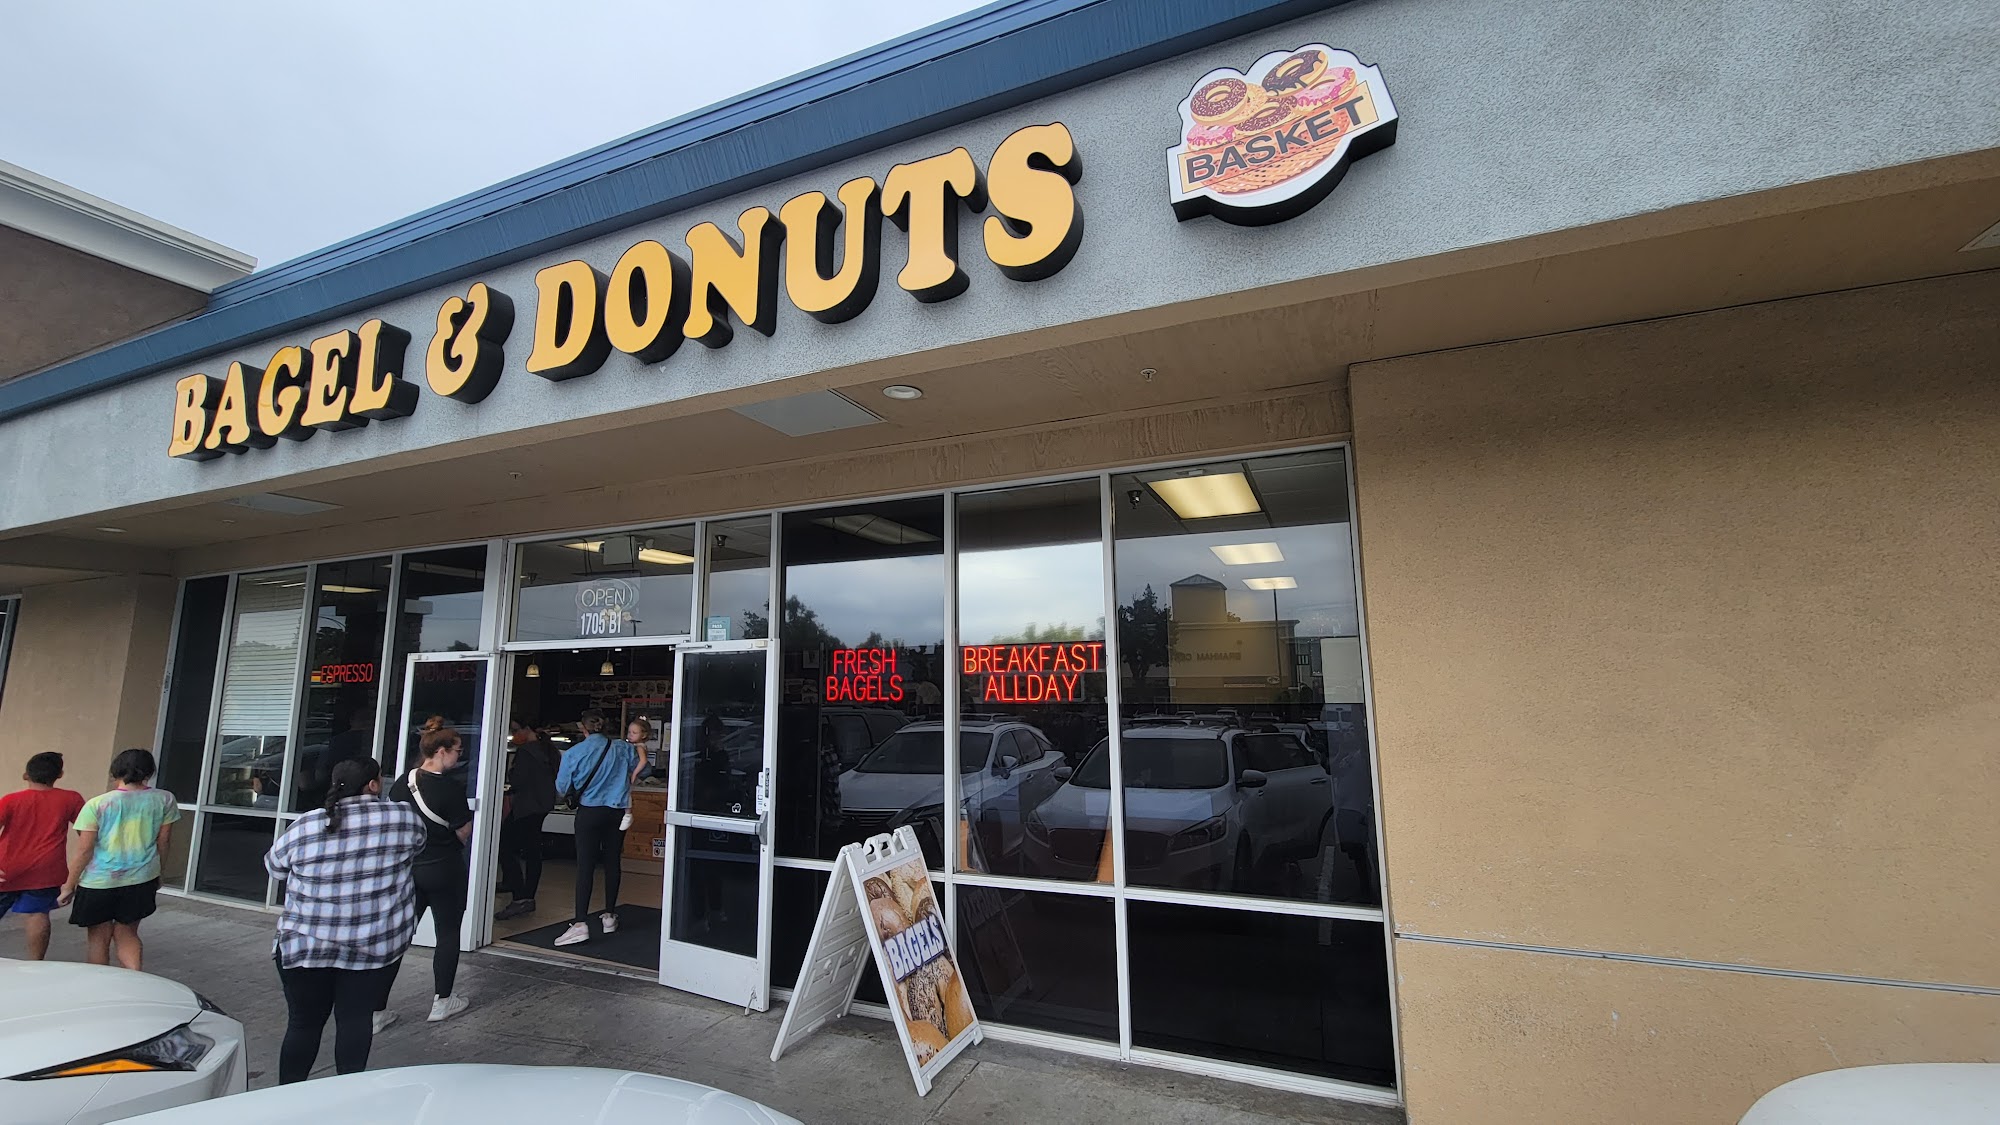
left=0, top=594, right=18, bottom=710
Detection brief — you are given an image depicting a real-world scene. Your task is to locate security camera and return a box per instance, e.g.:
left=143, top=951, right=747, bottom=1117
left=1126, top=489, right=1143, bottom=509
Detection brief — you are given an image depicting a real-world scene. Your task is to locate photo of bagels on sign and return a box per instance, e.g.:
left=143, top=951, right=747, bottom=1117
left=867, top=860, right=978, bottom=1066
left=1167, top=43, right=1399, bottom=225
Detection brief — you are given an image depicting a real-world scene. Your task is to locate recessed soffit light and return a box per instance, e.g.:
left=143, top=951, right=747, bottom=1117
left=881, top=385, right=924, bottom=400
left=95, top=526, right=126, bottom=534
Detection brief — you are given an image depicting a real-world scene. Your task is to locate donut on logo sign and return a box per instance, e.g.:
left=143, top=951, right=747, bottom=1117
left=1167, top=44, right=1398, bottom=225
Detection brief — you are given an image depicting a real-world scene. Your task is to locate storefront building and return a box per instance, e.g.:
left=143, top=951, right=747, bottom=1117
left=1, top=1, right=1996, bottom=1120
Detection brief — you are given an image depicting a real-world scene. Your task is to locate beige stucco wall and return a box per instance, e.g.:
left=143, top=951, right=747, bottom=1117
left=1394, top=939, right=2000, bottom=1124
left=1351, top=270, right=2000, bottom=1123
left=0, top=574, right=177, bottom=790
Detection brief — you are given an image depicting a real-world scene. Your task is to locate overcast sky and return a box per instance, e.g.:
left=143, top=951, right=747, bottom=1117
left=1, top=0, right=988, bottom=268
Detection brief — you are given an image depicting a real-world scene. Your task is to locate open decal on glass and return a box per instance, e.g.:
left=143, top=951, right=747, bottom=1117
left=771, top=826, right=982, bottom=1095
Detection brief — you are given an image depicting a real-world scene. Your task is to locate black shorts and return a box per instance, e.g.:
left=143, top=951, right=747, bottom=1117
left=70, top=879, right=160, bottom=927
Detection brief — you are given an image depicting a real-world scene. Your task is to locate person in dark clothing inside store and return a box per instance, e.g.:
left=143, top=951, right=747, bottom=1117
left=551, top=709, right=640, bottom=948
left=265, top=757, right=425, bottom=1084
left=381, top=719, right=473, bottom=1025
left=494, top=716, right=558, bottom=921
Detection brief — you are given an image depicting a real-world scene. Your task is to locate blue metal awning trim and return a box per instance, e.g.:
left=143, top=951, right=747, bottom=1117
left=0, top=0, right=1339, bottom=423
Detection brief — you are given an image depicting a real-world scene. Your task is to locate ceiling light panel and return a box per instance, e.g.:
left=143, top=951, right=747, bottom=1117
left=1148, top=472, right=1261, bottom=520
left=1210, top=542, right=1284, bottom=566
left=1242, top=576, right=1298, bottom=590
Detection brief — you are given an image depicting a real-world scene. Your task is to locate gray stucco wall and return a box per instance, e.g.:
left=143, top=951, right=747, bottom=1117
left=2, top=0, right=1995, bottom=532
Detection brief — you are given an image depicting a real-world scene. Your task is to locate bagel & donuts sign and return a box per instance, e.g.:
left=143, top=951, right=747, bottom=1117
left=1168, top=44, right=1398, bottom=225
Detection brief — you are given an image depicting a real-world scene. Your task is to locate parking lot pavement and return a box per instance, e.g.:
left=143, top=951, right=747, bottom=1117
left=25, top=896, right=1402, bottom=1124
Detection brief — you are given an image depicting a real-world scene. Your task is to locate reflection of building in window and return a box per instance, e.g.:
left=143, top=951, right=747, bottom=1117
left=1164, top=574, right=1298, bottom=702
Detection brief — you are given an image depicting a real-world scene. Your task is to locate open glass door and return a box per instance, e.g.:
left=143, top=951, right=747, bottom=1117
left=658, top=641, right=773, bottom=1007
left=392, top=651, right=503, bottom=951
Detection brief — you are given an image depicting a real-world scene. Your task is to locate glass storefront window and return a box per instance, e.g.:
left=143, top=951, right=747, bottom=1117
left=209, top=569, right=306, bottom=810
left=149, top=446, right=1393, bottom=1089
left=956, top=887, right=1118, bottom=1041
left=1128, top=903, right=1394, bottom=1086
left=705, top=516, right=772, bottom=641
left=775, top=498, right=945, bottom=865
left=191, top=812, right=275, bottom=903
left=955, top=480, right=1110, bottom=881
left=1111, top=451, right=1379, bottom=906
left=772, top=866, right=886, bottom=1005
left=289, top=557, right=391, bottom=812
left=514, top=526, right=694, bottom=642
left=400, top=546, right=488, bottom=653
left=156, top=576, right=227, bottom=809
left=382, top=546, right=489, bottom=759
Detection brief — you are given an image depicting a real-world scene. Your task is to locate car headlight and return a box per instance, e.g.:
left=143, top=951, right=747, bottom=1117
left=1168, top=815, right=1228, bottom=852
left=13, top=1023, right=215, bottom=1080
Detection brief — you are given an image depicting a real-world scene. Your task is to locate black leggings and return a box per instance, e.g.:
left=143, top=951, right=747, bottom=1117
left=572, top=805, right=627, bottom=922
left=403, top=860, right=466, bottom=999
left=276, top=959, right=396, bottom=1084
left=498, top=814, right=546, bottom=899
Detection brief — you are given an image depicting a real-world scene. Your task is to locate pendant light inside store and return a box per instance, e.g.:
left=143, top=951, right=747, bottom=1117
left=601, top=653, right=616, bottom=676
left=525, top=661, right=541, bottom=678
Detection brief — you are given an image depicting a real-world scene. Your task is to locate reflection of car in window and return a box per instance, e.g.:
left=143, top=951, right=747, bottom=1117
left=836, top=721, right=1067, bottom=867
left=1022, top=724, right=1333, bottom=893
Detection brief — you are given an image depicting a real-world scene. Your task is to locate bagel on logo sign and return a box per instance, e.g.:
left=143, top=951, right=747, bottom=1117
left=1167, top=44, right=1398, bottom=225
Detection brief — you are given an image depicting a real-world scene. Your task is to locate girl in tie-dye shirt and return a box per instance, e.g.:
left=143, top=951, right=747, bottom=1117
left=59, top=748, right=180, bottom=970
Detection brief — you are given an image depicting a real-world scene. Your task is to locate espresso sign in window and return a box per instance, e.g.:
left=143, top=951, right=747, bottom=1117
left=290, top=555, right=391, bottom=813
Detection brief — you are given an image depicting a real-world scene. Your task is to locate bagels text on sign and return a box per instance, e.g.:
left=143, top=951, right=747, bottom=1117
left=1167, top=45, right=1398, bottom=226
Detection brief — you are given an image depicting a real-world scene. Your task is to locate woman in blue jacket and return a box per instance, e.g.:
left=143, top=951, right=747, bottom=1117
left=552, top=709, right=642, bottom=948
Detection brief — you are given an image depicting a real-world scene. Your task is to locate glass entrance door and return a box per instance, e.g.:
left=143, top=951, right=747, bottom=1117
left=393, top=652, right=502, bottom=951
left=658, top=642, right=773, bottom=1007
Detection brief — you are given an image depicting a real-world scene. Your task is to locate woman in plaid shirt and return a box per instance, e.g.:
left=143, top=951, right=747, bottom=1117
left=265, top=756, right=426, bottom=1084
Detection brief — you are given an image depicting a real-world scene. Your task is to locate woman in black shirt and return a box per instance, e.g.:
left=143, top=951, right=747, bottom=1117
left=495, top=716, right=557, bottom=921
left=380, top=719, right=473, bottom=1026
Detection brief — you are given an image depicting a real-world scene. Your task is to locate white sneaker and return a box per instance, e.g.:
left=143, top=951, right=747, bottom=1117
left=554, top=921, right=590, bottom=947
left=599, top=912, right=619, bottom=935
left=428, top=995, right=469, bottom=1023
left=372, top=1010, right=398, bottom=1035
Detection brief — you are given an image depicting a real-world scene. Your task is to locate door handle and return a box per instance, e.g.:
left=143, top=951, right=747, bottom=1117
left=668, top=811, right=759, bottom=834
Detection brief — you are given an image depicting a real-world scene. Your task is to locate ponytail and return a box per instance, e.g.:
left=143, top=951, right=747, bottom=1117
left=323, top=757, right=383, bottom=832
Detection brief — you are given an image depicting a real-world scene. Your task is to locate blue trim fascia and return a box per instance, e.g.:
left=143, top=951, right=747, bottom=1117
left=0, top=0, right=1340, bottom=423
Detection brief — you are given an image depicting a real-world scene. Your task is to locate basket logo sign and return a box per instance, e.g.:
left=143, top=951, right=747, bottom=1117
left=1168, top=44, right=1398, bottom=225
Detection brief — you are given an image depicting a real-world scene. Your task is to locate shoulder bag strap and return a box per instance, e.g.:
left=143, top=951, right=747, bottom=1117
left=406, top=769, right=450, bottom=828
left=567, top=739, right=612, bottom=802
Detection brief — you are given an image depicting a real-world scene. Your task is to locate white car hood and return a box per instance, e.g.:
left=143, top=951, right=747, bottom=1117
left=1036, top=783, right=1229, bottom=831
left=1739, top=1063, right=2000, bottom=1123
left=122, top=1064, right=804, bottom=1124
left=0, top=959, right=200, bottom=1077
left=837, top=768, right=945, bottom=814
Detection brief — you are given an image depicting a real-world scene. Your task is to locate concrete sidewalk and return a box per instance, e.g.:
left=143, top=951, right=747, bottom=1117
left=26, top=897, right=1401, bottom=1124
